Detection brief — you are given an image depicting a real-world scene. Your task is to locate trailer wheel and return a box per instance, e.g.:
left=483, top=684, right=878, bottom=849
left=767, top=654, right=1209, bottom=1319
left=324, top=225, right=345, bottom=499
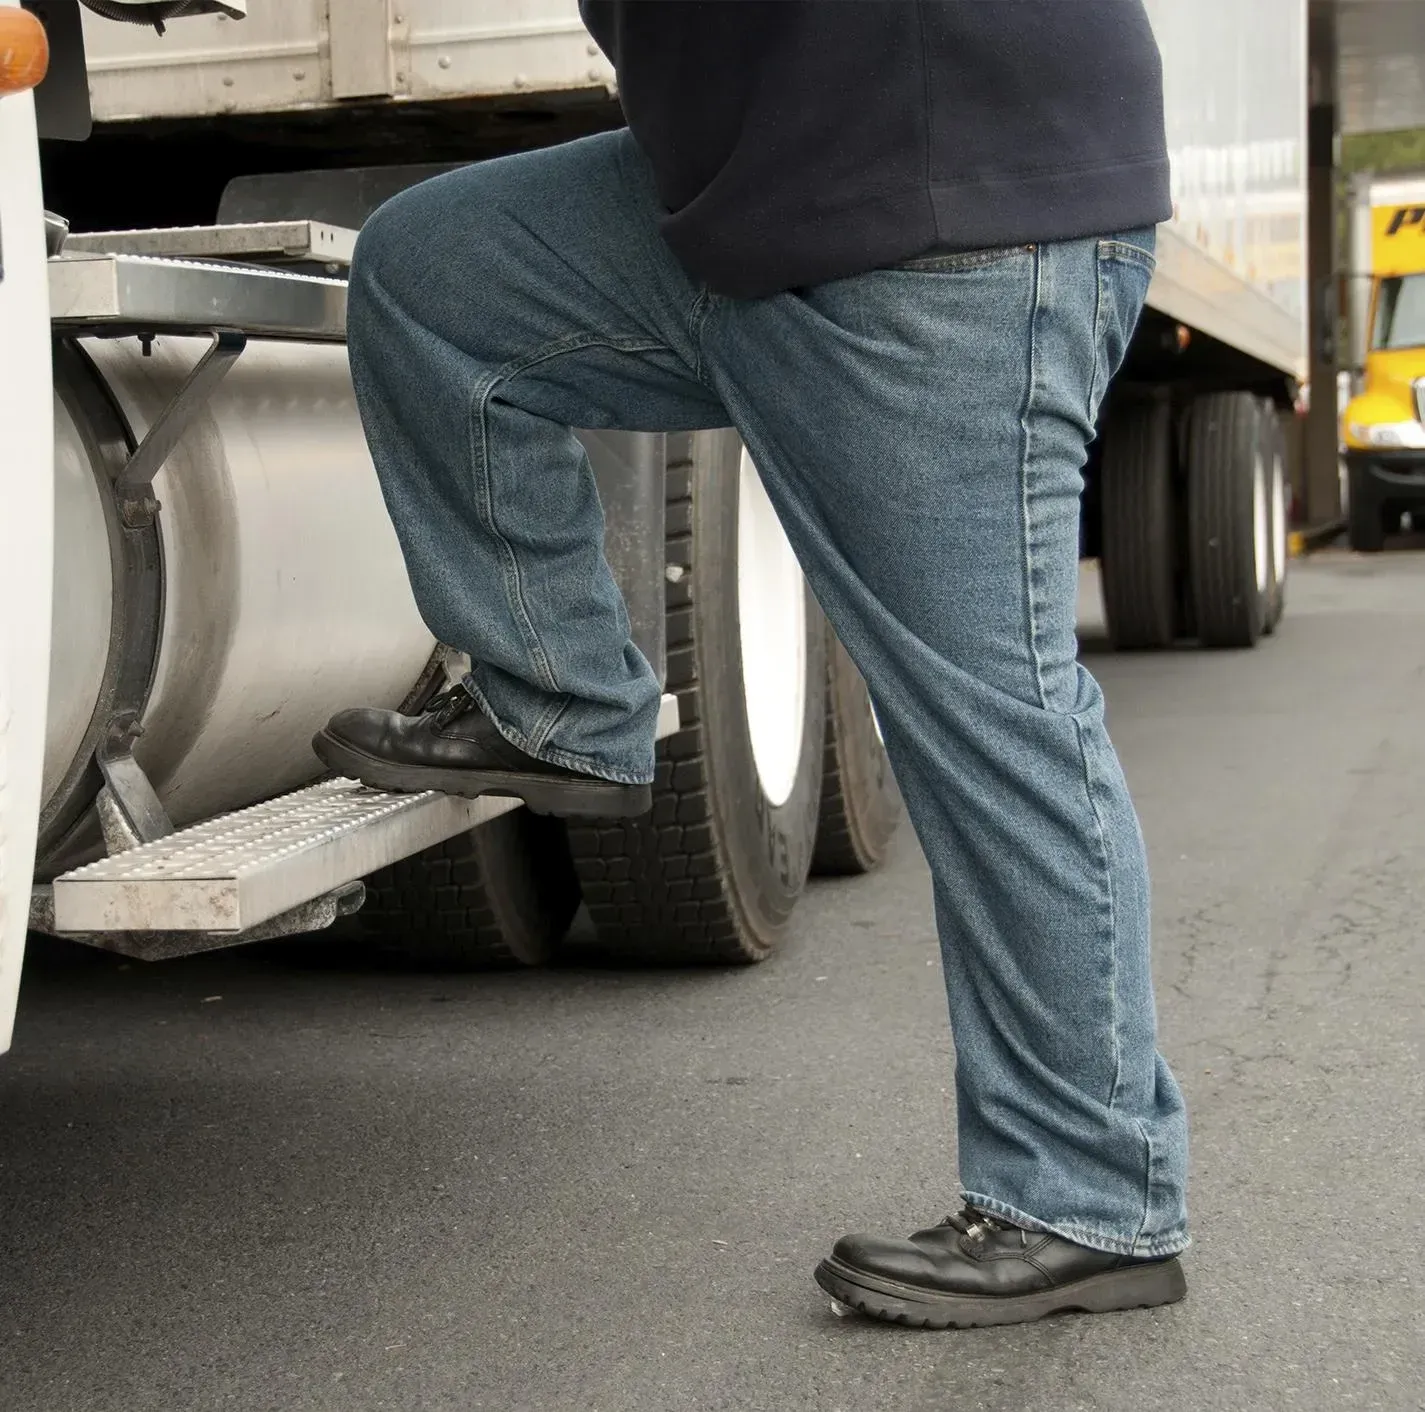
left=353, top=809, right=581, bottom=969
left=1098, top=396, right=1178, bottom=650
left=1186, top=391, right=1271, bottom=648
left=812, top=629, right=901, bottom=876
left=567, top=431, right=826, bottom=964
left=1263, top=406, right=1289, bottom=633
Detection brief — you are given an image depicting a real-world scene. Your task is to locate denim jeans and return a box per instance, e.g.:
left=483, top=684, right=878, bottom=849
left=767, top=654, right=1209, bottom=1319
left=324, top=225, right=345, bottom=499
left=347, top=129, right=1189, bottom=1257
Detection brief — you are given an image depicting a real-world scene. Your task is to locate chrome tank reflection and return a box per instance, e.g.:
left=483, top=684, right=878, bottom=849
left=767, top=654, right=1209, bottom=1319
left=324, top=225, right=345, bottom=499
left=46, top=335, right=433, bottom=845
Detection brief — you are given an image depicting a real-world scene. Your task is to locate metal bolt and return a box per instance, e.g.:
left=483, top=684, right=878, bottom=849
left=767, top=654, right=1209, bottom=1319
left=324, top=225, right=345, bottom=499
left=119, top=495, right=161, bottom=529
left=438, top=54, right=451, bottom=69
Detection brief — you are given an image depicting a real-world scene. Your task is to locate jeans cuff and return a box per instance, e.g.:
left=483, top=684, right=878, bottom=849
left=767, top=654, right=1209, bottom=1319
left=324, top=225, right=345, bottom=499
left=461, top=675, right=656, bottom=786
left=962, top=1191, right=1191, bottom=1259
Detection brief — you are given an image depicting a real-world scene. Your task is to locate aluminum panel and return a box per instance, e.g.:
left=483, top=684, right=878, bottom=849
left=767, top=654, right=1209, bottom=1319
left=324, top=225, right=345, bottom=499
left=1339, top=0, right=1425, bottom=136
left=1144, top=0, right=1308, bottom=373
left=82, top=0, right=609, bottom=120
left=404, top=0, right=612, bottom=100
left=83, top=2, right=327, bottom=120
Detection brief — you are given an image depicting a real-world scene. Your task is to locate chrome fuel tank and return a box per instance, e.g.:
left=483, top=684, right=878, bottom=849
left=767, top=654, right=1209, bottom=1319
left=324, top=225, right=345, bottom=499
left=42, top=334, right=434, bottom=864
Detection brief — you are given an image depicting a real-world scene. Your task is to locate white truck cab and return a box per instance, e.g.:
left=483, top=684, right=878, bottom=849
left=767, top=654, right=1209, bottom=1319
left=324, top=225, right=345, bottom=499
left=0, top=1, right=54, bottom=1052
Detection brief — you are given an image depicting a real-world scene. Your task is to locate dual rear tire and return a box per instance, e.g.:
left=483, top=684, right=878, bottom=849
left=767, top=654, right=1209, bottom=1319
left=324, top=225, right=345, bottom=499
left=1100, top=389, right=1287, bottom=652
left=565, top=430, right=900, bottom=964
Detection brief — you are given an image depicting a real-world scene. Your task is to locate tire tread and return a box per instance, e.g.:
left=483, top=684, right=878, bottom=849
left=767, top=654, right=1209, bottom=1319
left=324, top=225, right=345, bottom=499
left=566, top=438, right=762, bottom=963
left=1099, top=396, right=1177, bottom=650
left=1186, top=391, right=1267, bottom=649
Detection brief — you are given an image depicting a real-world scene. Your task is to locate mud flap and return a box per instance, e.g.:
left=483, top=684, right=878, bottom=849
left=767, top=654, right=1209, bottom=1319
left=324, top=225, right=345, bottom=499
left=0, top=61, right=54, bottom=1052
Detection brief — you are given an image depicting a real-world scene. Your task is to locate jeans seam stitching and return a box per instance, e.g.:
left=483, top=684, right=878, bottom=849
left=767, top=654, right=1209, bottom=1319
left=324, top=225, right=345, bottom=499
left=1087, top=254, right=1108, bottom=424
left=1073, top=713, right=1123, bottom=1110
left=894, top=246, right=1024, bottom=274
left=1018, top=245, right=1049, bottom=707
left=1131, top=1117, right=1155, bottom=1251
left=1097, top=239, right=1158, bottom=273
left=526, top=691, right=574, bottom=755
left=494, top=331, right=670, bottom=380
left=470, top=370, right=562, bottom=694
left=473, top=333, right=673, bottom=697
left=687, top=286, right=713, bottom=381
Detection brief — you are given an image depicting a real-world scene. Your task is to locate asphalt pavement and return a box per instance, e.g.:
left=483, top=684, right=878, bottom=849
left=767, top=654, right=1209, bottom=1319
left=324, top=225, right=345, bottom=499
left=1, top=554, right=1423, bottom=1412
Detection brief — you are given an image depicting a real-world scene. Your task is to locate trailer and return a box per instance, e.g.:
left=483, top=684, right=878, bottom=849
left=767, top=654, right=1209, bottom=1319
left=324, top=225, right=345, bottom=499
left=2, top=0, right=1308, bottom=1054
left=1091, top=0, right=1306, bottom=650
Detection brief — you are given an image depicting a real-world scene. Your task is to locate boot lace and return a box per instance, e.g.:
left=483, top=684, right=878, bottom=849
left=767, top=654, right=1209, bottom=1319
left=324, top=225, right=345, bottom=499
left=425, top=682, right=478, bottom=728
left=939, top=1206, right=1028, bottom=1247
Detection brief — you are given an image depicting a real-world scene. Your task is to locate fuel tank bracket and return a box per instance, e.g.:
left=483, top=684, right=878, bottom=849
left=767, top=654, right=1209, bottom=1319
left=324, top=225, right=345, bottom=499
left=95, top=712, right=173, bottom=850
left=116, top=329, right=246, bottom=515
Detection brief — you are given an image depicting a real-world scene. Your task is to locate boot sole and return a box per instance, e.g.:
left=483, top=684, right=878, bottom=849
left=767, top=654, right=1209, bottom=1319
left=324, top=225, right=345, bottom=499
left=312, top=730, right=652, bottom=818
left=813, top=1253, right=1186, bottom=1330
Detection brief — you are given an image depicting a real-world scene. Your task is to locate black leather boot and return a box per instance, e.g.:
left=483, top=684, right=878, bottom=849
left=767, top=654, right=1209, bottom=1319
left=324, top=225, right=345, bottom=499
left=814, top=1207, right=1186, bottom=1329
left=313, top=683, right=652, bottom=817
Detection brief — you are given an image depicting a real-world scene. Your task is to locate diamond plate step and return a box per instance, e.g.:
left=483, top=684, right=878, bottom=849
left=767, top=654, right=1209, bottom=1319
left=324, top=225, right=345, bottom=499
left=63, top=221, right=357, bottom=268
left=51, top=694, right=681, bottom=935
left=52, top=782, right=521, bottom=935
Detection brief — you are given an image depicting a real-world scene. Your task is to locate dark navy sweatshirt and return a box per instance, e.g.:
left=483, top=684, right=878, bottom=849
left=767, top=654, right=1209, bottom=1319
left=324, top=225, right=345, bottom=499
left=579, top=0, right=1171, bottom=298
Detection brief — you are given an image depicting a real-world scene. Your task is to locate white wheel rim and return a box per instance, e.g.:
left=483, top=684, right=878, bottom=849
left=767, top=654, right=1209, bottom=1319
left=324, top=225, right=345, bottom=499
left=737, top=448, right=807, bottom=807
left=1253, top=450, right=1270, bottom=597
left=1271, top=454, right=1288, bottom=588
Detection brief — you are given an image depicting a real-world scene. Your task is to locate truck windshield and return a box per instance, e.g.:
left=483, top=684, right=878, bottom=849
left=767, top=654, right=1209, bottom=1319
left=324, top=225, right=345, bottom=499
left=1373, top=274, right=1425, bottom=351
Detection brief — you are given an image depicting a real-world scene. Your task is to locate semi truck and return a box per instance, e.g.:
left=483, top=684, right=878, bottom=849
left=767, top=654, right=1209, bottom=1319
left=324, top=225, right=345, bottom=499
left=1, top=0, right=1309, bottom=1057
left=1341, top=174, right=1425, bottom=551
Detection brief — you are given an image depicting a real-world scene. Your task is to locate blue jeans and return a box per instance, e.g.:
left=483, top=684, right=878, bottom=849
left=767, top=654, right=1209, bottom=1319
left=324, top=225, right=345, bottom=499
left=347, top=130, right=1189, bottom=1258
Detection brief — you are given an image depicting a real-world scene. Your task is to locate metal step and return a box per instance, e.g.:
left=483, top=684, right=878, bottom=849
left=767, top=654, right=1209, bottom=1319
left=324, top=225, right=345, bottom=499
left=52, top=782, right=521, bottom=936
left=63, top=221, right=357, bottom=269
left=51, top=694, right=681, bottom=936
left=49, top=251, right=347, bottom=342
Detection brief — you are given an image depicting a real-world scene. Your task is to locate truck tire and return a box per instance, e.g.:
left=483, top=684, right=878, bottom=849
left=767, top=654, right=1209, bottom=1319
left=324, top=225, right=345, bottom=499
left=1347, top=464, right=1386, bottom=553
left=354, top=809, right=581, bottom=969
left=1098, top=395, right=1178, bottom=650
left=812, top=628, right=901, bottom=876
left=567, top=431, right=827, bottom=964
left=1263, top=406, right=1289, bottom=633
left=1185, top=391, right=1271, bottom=648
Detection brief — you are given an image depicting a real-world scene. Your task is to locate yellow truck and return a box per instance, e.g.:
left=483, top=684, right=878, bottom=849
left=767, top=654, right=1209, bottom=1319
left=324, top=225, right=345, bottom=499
left=1342, top=178, right=1425, bottom=551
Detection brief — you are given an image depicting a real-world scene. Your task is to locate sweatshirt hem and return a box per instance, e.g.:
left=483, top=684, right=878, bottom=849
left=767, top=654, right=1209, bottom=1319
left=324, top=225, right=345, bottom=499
left=667, top=156, right=1172, bottom=300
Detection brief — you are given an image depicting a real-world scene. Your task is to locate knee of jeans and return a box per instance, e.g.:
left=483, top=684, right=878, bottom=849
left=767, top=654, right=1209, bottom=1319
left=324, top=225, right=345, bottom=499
left=349, top=175, right=516, bottom=358
left=349, top=189, right=422, bottom=311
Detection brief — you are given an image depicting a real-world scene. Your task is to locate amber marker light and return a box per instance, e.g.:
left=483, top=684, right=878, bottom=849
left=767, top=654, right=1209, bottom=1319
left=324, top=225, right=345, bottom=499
left=0, top=7, right=48, bottom=97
